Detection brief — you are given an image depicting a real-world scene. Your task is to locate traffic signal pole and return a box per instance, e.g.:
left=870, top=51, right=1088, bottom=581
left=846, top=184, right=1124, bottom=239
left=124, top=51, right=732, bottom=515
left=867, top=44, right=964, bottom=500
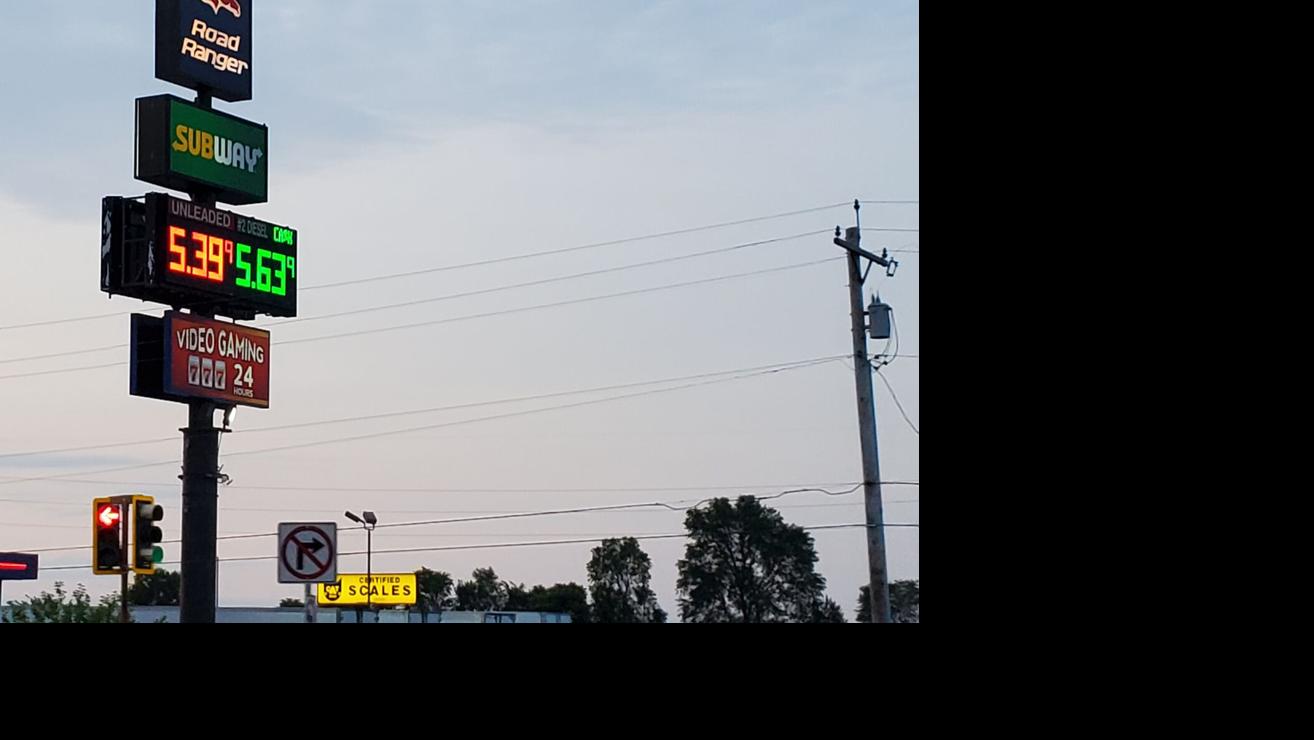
left=120, top=501, right=130, bottom=624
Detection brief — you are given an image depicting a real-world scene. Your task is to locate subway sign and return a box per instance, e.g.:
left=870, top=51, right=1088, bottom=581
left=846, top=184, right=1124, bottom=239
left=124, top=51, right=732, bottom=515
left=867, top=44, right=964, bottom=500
left=102, top=193, right=297, bottom=319
left=318, top=575, right=419, bottom=607
left=136, top=95, right=268, bottom=206
left=156, top=0, right=253, bottom=103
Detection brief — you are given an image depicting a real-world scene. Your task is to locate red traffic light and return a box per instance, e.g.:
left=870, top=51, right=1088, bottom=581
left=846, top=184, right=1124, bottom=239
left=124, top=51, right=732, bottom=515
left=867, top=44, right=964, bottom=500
left=98, top=504, right=121, bottom=528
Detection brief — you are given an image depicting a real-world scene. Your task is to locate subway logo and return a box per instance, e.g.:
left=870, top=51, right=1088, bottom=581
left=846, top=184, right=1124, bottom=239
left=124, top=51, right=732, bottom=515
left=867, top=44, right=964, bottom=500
left=173, top=124, right=263, bottom=174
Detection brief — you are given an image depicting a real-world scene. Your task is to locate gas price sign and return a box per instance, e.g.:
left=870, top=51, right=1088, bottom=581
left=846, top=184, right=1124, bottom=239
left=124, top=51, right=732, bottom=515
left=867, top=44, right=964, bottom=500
left=102, top=193, right=297, bottom=319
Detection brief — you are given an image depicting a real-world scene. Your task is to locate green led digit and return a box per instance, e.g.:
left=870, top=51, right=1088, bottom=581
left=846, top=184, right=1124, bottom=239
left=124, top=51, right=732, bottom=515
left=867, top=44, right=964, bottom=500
left=235, top=243, right=253, bottom=288
left=286, top=257, right=296, bottom=279
left=256, top=249, right=273, bottom=293
left=272, top=253, right=287, bottom=297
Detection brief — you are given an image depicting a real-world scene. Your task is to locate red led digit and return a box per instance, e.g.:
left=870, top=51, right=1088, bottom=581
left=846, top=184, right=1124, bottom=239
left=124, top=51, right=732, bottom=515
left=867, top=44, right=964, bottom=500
left=190, top=231, right=209, bottom=278
left=169, top=227, right=188, bottom=273
left=208, top=235, right=225, bottom=282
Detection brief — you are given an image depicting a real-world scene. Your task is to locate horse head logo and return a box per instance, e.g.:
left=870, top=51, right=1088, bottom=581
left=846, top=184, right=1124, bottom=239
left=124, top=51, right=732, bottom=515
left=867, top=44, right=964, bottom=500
left=200, top=0, right=242, bottom=19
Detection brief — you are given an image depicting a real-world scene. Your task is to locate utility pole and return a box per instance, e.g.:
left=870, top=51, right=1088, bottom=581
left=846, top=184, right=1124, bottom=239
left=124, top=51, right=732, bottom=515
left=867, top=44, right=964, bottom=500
left=835, top=200, right=898, bottom=623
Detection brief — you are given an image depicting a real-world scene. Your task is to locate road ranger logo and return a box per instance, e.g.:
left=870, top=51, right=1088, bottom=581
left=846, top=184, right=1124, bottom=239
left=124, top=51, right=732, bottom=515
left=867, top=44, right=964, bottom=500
left=201, top=0, right=243, bottom=19
left=181, top=19, right=248, bottom=75
left=173, top=124, right=263, bottom=174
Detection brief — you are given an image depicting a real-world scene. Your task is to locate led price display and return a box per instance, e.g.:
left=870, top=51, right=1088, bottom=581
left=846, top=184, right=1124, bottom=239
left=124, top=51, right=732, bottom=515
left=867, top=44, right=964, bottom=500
left=154, top=193, right=297, bottom=317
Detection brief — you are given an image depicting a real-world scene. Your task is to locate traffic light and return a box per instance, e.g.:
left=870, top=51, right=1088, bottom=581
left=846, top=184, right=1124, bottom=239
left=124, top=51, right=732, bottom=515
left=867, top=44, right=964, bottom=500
left=132, top=495, right=165, bottom=574
left=92, top=498, right=125, bottom=575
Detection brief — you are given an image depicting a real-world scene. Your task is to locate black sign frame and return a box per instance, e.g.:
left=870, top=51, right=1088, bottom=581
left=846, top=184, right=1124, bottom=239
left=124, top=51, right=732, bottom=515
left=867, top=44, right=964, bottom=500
left=156, top=0, right=254, bottom=103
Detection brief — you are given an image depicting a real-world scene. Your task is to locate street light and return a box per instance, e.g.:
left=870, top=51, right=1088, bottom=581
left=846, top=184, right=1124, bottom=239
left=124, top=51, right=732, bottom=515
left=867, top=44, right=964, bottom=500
left=345, top=510, right=378, bottom=621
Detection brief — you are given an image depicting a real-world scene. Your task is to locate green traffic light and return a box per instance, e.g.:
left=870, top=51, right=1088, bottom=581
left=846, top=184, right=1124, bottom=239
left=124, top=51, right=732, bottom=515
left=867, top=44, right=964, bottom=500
left=153, top=547, right=164, bottom=564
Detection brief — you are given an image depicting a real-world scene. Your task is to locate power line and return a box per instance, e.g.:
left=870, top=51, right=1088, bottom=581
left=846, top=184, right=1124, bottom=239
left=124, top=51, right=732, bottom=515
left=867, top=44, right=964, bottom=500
left=19, top=483, right=915, bottom=554
left=0, top=354, right=849, bottom=461
left=0, top=344, right=124, bottom=366
left=0, top=361, right=126, bottom=381
left=1, top=479, right=910, bottom=502
left=0, top=257, right=842, bottom=381
left=304, top=206, right=859, bottom=291
left=0, top=230, right=830, bottom=367
left=266, top=230, right=830, bottom=329
left=35, top=522, right=918, bottom=571
left=876, top=368, right=919, bottom=435
left=277, top=257, right=842, bottom=348
left=0, top=357, right=846, bottom=488
left=0, top=202, right=870, bottom=332
left=0, top=500, right=922, bottom=528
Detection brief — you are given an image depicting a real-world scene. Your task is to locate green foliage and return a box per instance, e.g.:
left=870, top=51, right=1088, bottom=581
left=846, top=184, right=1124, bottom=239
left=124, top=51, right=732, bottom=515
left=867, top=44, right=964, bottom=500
left=415, top=568, right=455, bottom=614
left=450, top=568, right=587, bottom=622
left=587, top=537, right=666, bottom=623
left=676, top=496, right=834, bottom=623
left=128, top=569, right=180, bottom=606
left=455, top=567, right=507, bottom=611
left=3, top=582, right=124, bottom=623
left=856, top=581, right=920, bottom=623
left=527, top=583, right=591, bottom=624
left=813, top=597, right=847, bottom=623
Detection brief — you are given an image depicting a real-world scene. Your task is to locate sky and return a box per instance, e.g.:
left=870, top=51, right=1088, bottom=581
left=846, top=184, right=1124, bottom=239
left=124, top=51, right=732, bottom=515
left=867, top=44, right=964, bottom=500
left=0, top=0, right=919, bottom=618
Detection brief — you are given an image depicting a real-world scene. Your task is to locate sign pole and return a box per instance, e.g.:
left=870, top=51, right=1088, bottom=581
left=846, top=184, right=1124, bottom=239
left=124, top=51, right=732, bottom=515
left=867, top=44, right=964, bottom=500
left=178, top=83, right=223, bottom=625
left=180, top=399, right=220, bottom=624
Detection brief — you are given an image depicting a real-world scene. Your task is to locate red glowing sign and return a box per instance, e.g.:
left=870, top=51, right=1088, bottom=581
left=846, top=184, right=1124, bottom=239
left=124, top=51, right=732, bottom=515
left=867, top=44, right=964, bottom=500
left=0, top=553, right=39, bottom=581
left=163, top=312, right=271, bottom=409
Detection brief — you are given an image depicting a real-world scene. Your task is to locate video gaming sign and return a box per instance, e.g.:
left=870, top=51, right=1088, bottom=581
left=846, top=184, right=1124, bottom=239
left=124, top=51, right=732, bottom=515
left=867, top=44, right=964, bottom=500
left=156, top=0, right=253, bottom=103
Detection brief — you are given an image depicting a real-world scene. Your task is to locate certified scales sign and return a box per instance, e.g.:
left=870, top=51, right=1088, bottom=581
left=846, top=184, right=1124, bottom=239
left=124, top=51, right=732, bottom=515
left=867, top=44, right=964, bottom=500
left=318, top=574, right=418, bottom=607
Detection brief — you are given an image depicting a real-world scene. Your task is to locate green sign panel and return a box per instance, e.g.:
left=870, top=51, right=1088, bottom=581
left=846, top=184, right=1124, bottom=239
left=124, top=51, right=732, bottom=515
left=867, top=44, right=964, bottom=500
left=135, top=94, right=268, bottom=205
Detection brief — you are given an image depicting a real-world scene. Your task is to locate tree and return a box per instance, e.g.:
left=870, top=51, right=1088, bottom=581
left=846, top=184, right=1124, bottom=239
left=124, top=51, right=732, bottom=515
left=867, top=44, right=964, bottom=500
left=415, top=568, right=455, bottom=615
left=3, top=583, right=123, bottom=623
left=503, top=581, right=532, bottom=612
left=280, top=598, right=304, bottom=608
left=455, top=567, right=506, bottom=611
left=527, top=583, right=591, bottom=624
left=128, top=569, right=181, bottom=606
left=676, top=496, right=835, bottom=623
left=588, top=537, right=666, bottom=623
left=856, top=581, right=920, bottom=623
left=813, top=597, right=847, bottom=624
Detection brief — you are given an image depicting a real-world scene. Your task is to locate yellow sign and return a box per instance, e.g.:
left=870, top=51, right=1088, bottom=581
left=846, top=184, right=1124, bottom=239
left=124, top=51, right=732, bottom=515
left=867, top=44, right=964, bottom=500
left=317, top=574, right=417, bottom=607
